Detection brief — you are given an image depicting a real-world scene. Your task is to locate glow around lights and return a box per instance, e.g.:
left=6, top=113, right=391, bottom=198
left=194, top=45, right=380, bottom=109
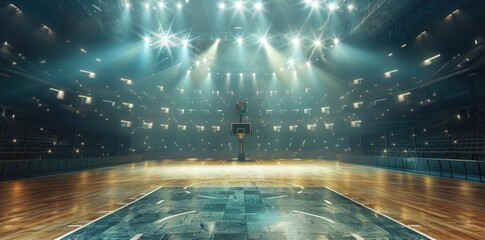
left=218, top=3, right=225, bottom=9
left=144, top=36, right=150, bottom=43
left=235, top=1, right=243, bottom=10
left=333, top=38, right=340, bottom=44
left=313, top=40, right=321, bottom=47
left=176, top=3, right=183, bottom=9
left=347, top=4, right=354, bottom=11
left=328, top=3, right=338, bottom=11
left=161, top=36, right=169, bottom=45
left=311, top=1, right=320, bottom=9
left=254, top=2, right=263, bottom=11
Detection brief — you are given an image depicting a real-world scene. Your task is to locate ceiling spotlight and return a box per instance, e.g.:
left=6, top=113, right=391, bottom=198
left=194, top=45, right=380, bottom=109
left=158, top=2, right=165, bottom=8
left=218, top=3, right=225, bottom=9
left=313, top=40, right=321, bottom=47
left=292, top=38, right=300, bottom=45
left=311, top=1, right=320, bottom=9
left=288, top=59, right=294, bottom=65
left=259, top=36, right=268, bottom=45
left=235, top=1, right=243, bottom=9
left=176, top=3, right=183, bottom=9
left=162, top=35, right=169, bottom=44
left=236, top=37, right=243, bottom=44
left=328, top=3, right=337, bottom=11
left=254, top=2, right=263, bottom=11
left=347, top=4, right=354, bottom=11
left=144, top=3, right=150, bottom=9
left=333, top=38, right=340, bottom=44
left=143, top=36, right=150, bottom=43
left=125, top=2, right=131, bottom=8
left=182, top=39, right=189, bottom=46
left=216, top=38, right=220, bottom=42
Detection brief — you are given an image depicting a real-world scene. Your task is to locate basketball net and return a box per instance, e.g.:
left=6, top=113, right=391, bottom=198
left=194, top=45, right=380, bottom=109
left=238, top=133, right=245, bottom=140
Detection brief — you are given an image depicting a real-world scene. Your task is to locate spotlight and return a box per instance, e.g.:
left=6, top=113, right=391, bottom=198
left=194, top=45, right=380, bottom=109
left=158, top=2, right=165, bottom=8
left=333, top=38, right=340, bottom=44
left=254, top=2, right=263, bottom=11
left=288, top=59, right=294, bottom=65
left=311, top=1, right=320, bottom=9
left=182, top=39, right=189, bottom=46
left=347, top=4, right=354, bottom=11
left=176, top=3, right=183, bottom=9
left=227, top=73, right=230, bottom=77
left=235, top=1, right=243, bottom=10
left=144, top=36, right=150, bottom=43
left=125, top=2, right=131, bottom=8
left=259, top=36, right=268, bottom=44
left=144, top=3, right=150, bottom=9
left=313, top=40, right=321, bottom=47
left=162, top=36, right=169, bottom=44
left=292, top=38, right=300, bottom=45
left=218, top=3, right=225, bottom=9
left=252, top=73, right=256, bottom=77
left=328, top=3, right=337, bottom=11
left=216, top=38, right=220, bottom=42
left=306, top=61, right=311, bottom=66
left=236, top=37, right=243, bottom=45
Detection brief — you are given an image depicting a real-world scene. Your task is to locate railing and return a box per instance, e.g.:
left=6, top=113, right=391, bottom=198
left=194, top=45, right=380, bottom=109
left=344, top=149, right=485, bottom=160
left=0, top=154, right=143, bottom=181
left=338, top=154, right=485, bottom=182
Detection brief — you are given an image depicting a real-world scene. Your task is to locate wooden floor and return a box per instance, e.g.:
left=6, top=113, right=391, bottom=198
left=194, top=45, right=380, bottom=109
left=0, top=159, right=484, bottom=239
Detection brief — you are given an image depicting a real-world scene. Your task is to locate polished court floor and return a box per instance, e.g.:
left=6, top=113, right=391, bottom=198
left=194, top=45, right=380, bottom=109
left=0, top=159, right=484, bottom=239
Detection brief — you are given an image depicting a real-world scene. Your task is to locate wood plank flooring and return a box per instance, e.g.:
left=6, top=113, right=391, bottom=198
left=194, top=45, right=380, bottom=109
left=0, top=159, right=484, bottom=239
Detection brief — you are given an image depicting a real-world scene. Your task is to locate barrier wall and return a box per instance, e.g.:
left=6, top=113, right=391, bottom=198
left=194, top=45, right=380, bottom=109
left=338, top=154, right=485, bottom=182
left=144, top=150, right=338, bottom=161
left=0, top=154, right=144, bottom=181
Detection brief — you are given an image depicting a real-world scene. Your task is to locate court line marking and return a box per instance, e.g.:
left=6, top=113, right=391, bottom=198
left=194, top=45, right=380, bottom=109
left=157, top=210, right=197, bottom=222
left=324, top=200, right=333, bottom=205
left=197, top=194, right=217, bottom=199
left=183, top=180, right=305, bottom=191
left=156, top=199, right=165, bottom=204
left=292, top=210, right=336, bottom=224
left=325, top=186, right=435, bottom=240
left=351, top=233, right=365, bottom=240
left=67, top=225, right=83, bottom=228
left=55, top=186, right=163, bottom=240
left=130, top=233, right=143, bottom=240
left=266, top=195, right=288, bottom=200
